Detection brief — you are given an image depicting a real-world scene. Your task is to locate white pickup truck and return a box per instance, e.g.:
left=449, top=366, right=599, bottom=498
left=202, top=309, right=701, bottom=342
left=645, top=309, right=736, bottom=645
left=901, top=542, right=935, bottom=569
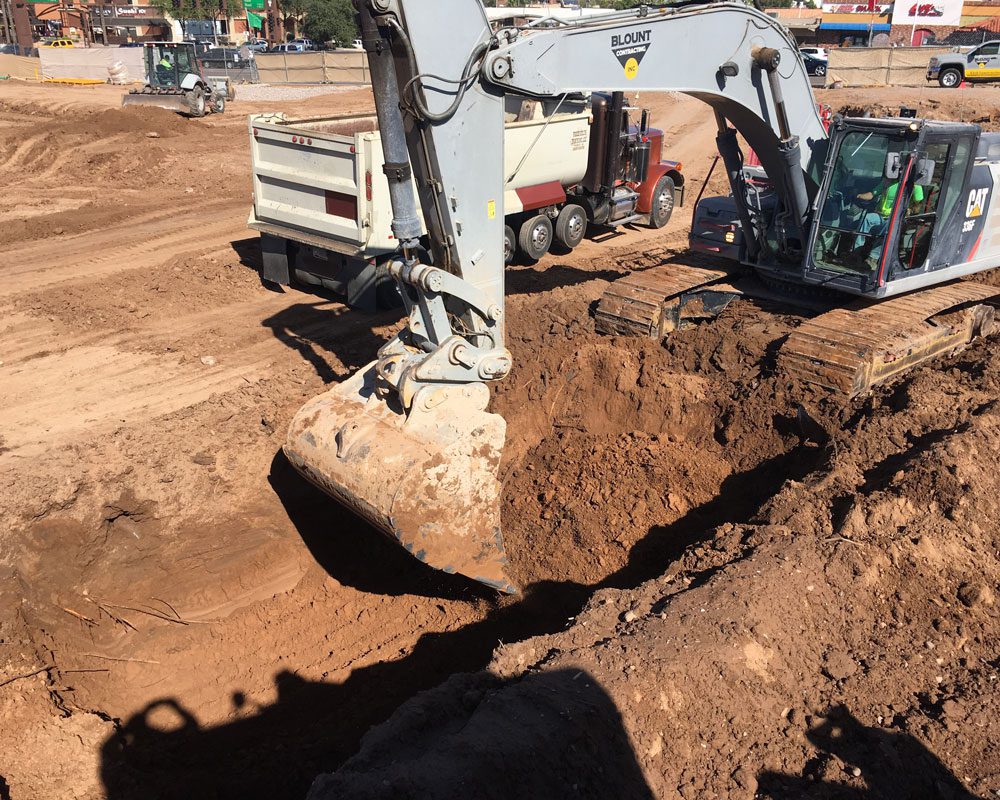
left=247, top=94, right=683, bottom=309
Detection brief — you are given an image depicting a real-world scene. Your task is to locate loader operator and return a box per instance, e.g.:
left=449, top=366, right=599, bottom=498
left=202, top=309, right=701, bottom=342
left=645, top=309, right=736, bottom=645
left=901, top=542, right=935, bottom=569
left=156, top=53, right=174, bottom=82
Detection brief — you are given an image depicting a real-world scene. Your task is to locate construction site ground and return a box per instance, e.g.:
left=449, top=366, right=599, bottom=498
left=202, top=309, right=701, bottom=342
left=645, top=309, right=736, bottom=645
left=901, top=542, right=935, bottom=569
left=2, top=81, right=1000, bottom=800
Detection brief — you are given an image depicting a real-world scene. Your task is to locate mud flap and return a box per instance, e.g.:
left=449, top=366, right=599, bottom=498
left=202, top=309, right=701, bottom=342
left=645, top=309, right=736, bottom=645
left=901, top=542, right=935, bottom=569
left=260, top=233, right=291, bottom=285
left=284, top=363, right=516, bottom=594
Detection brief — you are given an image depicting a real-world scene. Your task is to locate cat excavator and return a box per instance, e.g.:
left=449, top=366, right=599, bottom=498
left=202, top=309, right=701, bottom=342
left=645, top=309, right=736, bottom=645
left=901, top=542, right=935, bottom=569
left=283, top=0, right=1000, bottom=594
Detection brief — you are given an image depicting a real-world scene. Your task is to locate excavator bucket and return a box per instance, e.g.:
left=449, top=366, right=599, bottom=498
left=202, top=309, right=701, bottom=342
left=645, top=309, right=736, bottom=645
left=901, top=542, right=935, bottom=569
left=284, top=363, right=517, bottom=594
left=122, top=91, right=189, bottom=115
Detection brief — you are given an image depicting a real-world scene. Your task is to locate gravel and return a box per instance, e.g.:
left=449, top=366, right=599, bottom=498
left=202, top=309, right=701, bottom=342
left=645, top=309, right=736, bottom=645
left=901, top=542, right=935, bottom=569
left=233, top=83, right=354, bottom=102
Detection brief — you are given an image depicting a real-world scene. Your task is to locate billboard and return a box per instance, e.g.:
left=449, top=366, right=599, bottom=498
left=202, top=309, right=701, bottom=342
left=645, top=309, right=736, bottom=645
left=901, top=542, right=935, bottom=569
left=890, top=0, right=964, bottom=27
left=822, top=3, right=891, bottom=13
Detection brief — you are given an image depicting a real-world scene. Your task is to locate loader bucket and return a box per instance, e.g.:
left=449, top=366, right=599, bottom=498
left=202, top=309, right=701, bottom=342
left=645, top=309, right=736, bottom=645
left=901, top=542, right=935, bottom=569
left=284, top=363, right=517, bottom=594
left=122, top=92, right=189, bottom=115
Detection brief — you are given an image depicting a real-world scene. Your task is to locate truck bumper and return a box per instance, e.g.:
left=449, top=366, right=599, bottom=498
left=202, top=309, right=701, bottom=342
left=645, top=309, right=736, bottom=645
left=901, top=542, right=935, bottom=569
left=926, top=68, right=939, bottom=80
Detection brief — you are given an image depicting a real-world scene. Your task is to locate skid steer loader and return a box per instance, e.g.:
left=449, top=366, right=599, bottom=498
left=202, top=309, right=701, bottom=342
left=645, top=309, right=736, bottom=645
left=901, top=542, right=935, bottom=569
left=122, top=42, right=230, bottom=118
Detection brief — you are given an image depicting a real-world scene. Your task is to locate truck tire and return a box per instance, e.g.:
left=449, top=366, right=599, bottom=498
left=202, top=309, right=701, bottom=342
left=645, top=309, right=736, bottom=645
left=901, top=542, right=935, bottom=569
left=648, top=175, right=675, bottom=229
left=213, top=94, right=226, bottom=114
left=373, top=260, right=403, bottom=309
left=187, top=85, right=206, bottom=117
left=555, top=204, right=587, bottom=250
left=504, top=224, right=516, bottom=265
left=939, top=68, right=962, bottom=88
left=518, top=214, right=553, bottom=261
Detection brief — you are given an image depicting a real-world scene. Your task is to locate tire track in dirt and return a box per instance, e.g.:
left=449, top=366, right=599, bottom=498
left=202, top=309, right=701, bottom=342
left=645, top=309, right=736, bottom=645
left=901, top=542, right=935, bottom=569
left=0, top=200, right=248, bottom=297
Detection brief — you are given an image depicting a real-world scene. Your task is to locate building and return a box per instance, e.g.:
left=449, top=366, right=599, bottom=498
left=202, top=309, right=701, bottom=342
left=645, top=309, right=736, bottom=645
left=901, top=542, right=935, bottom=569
left=0, top=0, right=291, bottom=46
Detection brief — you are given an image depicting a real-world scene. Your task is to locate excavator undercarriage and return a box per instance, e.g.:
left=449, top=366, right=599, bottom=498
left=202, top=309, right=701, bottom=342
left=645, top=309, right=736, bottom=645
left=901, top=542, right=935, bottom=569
left=596, top=263, right=1000, bottom=398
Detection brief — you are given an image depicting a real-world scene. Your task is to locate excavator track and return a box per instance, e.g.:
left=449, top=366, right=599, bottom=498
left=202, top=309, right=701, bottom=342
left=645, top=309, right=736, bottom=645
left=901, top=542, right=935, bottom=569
left=595, top=262, right=741, bottom=339
left=780, top=281, right=1000, bottom=397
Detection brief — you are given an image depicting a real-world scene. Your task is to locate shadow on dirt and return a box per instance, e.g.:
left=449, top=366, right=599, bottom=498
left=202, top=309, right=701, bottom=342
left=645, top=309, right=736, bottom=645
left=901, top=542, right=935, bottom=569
left=506, top=263, right=623, bottom=294
left=308, top=668, right=655, bottom=799
left=260, top=301, right=398, bottom=379
left=266, top=450, right=485, bottom=601
left=98, top=587, right=595, bottom=800
left=610, top=442, right=827, bottom=590
left=757, top=705, right=978, bottom=799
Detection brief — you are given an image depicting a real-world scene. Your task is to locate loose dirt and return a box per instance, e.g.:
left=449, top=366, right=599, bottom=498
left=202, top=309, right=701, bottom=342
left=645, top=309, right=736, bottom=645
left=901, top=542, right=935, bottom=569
left=2, top=81, right=1000, bottom=800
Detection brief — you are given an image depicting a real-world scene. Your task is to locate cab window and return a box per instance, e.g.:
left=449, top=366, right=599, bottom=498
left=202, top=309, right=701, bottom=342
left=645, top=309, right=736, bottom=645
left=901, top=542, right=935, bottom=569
left=895, top=137, right=972, bottom=272
left=896, top=142, right=949, bottom=270
left=812, top=130, right=913, bottom=275
left=971, top=42, right=1000, bottom=57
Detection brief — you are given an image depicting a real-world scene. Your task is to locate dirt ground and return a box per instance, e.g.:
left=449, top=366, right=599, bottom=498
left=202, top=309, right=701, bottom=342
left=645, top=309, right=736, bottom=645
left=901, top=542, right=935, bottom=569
left=1, top=80, right=1000, bottom=800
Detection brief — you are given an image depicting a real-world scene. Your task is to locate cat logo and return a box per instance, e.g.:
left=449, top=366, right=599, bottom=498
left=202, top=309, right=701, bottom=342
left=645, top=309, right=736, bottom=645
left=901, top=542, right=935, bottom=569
left=966, top=187, right=990, bottom=217
left=611, top=29, right=651, bottom=80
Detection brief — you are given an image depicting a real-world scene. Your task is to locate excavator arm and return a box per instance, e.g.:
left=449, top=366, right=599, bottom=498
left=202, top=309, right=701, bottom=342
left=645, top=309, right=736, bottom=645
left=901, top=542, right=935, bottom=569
left=284, top=0, right=830, bottom=593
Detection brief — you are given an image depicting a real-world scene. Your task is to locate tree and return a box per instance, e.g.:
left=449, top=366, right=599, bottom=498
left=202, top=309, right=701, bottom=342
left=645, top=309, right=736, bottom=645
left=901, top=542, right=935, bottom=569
left=301, top=0, right=356, bottom=46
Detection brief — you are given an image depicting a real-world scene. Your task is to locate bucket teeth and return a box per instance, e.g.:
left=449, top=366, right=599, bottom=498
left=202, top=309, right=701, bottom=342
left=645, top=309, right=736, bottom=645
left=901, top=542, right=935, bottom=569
left=284, top=363, right=517, bottom=594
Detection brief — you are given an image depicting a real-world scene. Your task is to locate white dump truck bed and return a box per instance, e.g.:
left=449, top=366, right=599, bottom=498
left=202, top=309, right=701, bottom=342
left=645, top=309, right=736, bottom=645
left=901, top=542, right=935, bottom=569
left=248, top=102, right=591, bottom=254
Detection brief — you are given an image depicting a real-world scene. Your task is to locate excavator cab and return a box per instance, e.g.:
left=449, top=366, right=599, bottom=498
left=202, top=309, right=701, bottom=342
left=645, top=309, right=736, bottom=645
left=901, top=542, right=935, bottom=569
left=806, top=118, right=980, bottom=298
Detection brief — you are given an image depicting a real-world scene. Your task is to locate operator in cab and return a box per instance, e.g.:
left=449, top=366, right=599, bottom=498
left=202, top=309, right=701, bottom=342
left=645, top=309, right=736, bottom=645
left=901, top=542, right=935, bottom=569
left=156, top=52, right=174, bottom=82
left=854, top=176, right=925, bottom=256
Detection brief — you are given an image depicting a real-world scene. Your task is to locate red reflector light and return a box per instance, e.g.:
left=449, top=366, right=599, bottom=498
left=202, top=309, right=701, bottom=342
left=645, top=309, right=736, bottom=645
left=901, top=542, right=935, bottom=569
left=253, top=128, right=258, bottom=138
left=365, top=170, right=373, bottom=202
left=350, top=145, right=356, bottom=154
left=307, top=138, right=312, bottom=145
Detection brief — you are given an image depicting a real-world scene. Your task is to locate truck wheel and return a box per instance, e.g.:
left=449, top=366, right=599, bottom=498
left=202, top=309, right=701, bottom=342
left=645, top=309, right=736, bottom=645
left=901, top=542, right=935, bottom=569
left=213, top=94, right=226, bottom=114
left=648, top=175, right=676, bottom=229
left=518, top=214, right=552, bottom=261
left=504, top=224, right=516, bottom=265
left=187, top=85, right=206, bottom=117
left=374, top=261, right=403, bottom=309
left=939, top=68, right=962, bottom=88
left=555, top=204, right=587, bottom=250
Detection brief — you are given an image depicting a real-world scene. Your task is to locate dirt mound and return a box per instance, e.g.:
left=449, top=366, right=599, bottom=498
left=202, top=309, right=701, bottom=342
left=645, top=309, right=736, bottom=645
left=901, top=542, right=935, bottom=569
left=312, top=336, right=1000, bottom=799
left=821, top=86, right=1000, bottom=130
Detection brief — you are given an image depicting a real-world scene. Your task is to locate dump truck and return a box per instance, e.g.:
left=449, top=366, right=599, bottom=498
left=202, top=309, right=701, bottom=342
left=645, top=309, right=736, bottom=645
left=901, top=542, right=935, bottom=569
left=248, top=93, right=683, bottom=309
left=123, top=42, right=229, bottom=117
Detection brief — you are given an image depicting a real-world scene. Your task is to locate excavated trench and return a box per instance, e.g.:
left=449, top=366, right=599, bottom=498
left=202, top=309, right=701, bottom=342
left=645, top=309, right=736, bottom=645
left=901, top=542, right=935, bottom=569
left=91, top=270, right=833, bottom=799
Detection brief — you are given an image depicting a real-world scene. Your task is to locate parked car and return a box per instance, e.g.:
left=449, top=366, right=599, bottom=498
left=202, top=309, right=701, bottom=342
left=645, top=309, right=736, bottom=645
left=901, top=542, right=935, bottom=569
left=799, top=46, right=828, bottom=61
left=270, top=42, right=306, bottom=53
left=351, top=38, right=363, bottom=49
left=246, top=38, right=268, bottom=52
left=118, top=41, right=143, bottom=47
left=802, top=51, right=828, bottom=77
left=40, top=38, right=74, bottom=48
left=290, top=38, right=318, bottom=51
left=928, top=40, right=1000, bottom=87
left=0, top=43, right=32, bottom=55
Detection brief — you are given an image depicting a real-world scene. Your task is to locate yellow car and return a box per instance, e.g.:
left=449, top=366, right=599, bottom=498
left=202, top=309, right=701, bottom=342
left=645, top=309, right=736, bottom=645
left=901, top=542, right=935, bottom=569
left=41, top=38, right=74, bottom=48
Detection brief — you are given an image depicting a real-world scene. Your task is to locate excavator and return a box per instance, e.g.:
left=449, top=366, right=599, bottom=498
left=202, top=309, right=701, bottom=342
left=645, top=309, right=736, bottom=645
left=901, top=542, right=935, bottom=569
left=284, top=0, right=1000, bottom=594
